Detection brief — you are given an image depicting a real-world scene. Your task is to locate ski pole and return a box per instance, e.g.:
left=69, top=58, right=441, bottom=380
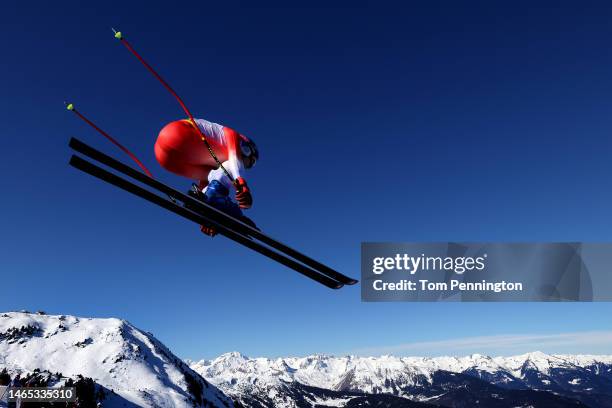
left=65, top=102, right=154, bottom=178
left=111, top=29, right=238, bottom=189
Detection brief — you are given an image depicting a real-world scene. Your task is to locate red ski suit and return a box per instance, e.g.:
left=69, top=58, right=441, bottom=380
left=154, top=119, right=245, bottom=189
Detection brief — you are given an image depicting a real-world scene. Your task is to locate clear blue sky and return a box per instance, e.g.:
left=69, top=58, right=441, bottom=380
left=2, top=1, right=612, bottom=359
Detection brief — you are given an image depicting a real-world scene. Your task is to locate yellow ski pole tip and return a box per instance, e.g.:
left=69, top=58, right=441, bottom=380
left=66, top=103, right=74, bottom=111
left=114, top=31, right=123, bottom=40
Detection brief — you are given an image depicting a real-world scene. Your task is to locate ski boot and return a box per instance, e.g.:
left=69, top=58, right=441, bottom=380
left=185, top=184, right=216, bottom=236
left=187, top=181, right=258, bottom=237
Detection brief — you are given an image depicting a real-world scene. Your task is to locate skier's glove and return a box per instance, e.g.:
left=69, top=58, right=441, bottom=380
left=235, top=177, right=253, bottom=209
left=200, top=223, right=217, bottom=237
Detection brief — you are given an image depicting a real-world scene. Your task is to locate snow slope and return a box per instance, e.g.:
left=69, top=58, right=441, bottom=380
left=0, top=312, right=232, bottom=408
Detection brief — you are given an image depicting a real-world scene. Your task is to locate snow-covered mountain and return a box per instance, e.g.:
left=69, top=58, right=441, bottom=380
left=2, top=311, right=611, bottom=407
left=192, top=351, right=612, bottom=407
left=0, top=312, right=232, bottom=408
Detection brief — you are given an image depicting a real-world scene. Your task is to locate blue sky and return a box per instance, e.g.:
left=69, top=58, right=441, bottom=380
left=1, top=1, right=612, bottom=359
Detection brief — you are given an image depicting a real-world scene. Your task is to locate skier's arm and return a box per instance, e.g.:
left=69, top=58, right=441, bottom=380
left=226, top=130, right=253, bottom=209
left=224, top=130, right=245, bottom=180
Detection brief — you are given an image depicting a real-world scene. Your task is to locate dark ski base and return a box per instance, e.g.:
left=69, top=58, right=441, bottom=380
left=68, top=137, right=357, bottom=289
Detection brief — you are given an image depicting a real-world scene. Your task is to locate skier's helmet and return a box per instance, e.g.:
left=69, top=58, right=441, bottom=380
left=239, top=135, right=259, bottom=169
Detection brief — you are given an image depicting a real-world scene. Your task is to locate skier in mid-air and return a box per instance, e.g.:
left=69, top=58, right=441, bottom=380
left=66, top=29, right=358, bottom=289
left=155, top=118, right=259, bottom=236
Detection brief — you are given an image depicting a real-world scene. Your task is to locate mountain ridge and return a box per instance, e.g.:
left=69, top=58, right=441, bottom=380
left=192, top=351, right=612, bottom=407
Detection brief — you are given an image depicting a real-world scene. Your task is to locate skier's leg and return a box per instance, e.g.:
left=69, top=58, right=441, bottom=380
left=189, top=178, right=259, bottom=237
left=172, top=174, right=257, bottom=237
left=204, top=168, right=259, bottom=230
left=202, top=179, right=243, bottom=219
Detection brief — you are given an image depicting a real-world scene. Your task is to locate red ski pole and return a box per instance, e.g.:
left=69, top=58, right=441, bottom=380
left=65, top=102, right=154, bottom=179
left=111, top=29, right=237, bottom=188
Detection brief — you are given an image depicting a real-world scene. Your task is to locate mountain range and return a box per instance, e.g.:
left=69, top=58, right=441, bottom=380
left=2, top=311, right=612, bottom=407
left=191, top=351, right=612, bottom=407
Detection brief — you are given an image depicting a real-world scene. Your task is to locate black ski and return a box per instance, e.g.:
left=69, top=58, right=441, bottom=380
left=69, top=154, right=345, bottom=289
left=69, top=137, right=357, bottom=286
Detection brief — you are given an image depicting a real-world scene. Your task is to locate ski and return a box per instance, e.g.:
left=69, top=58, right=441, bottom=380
left=69, top=153, right=345, bottom=289
left=69, top=137, right=357, bottom=286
